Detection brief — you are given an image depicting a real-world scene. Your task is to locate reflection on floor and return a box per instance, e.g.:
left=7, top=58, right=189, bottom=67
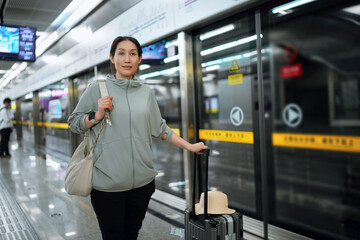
left=0, top=139, right=183, bottom=240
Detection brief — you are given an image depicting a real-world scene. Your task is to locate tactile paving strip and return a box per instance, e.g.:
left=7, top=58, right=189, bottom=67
left=0, top=179, right=39, bottom=240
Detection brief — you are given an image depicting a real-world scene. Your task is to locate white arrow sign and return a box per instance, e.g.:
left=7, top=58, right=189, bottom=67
left=282, top=103, right=303, bottom=127
left=288, top=108, right=299, bottom=122
left=230, top=106, right=244, bottom=126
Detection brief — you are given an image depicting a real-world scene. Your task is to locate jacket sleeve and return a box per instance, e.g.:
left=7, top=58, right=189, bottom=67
left=0, top=108, right=5, bottom=126
left=68, top=83, right=100, bottom=134
left=148, top=90, right=173, bottom=143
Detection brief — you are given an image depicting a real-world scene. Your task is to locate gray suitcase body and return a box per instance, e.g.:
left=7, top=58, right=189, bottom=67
left=184, top=149, right=243, bottom=240
left=185, top=209, right=218, bottom=240
left=185, top=209, right=243, bottom=240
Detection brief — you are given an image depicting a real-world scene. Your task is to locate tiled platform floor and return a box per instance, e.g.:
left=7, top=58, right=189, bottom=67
left=0, top=140, right=183, bottom=240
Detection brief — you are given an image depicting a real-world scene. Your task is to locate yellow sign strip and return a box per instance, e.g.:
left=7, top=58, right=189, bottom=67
left=199, top=129, right=253, bottom=144
left=273, top=133, right=360, bottom=153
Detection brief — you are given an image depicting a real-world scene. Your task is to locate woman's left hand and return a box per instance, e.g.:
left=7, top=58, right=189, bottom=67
left=189, top=142, right=208, bottom=154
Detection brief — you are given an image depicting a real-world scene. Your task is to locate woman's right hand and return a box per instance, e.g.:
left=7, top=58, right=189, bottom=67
left=96, top=96, right=113, bottom=121
left=189, top=142, right=208, bottom=154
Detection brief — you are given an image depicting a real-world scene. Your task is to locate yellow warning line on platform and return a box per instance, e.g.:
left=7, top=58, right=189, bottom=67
left=273, top=132, right=360, bottom=153
left=13, top=120, right=70, bottom=129
left=37, top=122, right=69, bottom=129
left=13, top=120, right=181, bottom=134
left=13, top=120, right=34, bottom=125
left=199, top=129, right=253, bottom=144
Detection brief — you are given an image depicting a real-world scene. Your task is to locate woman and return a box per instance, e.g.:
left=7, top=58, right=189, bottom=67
left=68, top=36, right=207, bottom=239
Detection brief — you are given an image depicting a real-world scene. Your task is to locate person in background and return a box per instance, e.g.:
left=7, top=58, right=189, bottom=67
left=68, top=36, right=208, bottom=240
left=0, top=98, right=13, bottom=158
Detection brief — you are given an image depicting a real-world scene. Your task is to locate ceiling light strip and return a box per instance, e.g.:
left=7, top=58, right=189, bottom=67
left=200, top=34, right=260, bottom=56
left=164, top=55, right=179, bottom=63
left=272, top=0, right=316, bottom=14
left=36, top=0, right=103, bottom=57
left=0, top=62, right=28, bottom=89
left=200, top=24, right=235, bottom=40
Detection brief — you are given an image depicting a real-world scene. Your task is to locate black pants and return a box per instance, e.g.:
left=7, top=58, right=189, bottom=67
left=90, top=180, right=155, bottom=240
left=0, top=128, right=11, bottom=156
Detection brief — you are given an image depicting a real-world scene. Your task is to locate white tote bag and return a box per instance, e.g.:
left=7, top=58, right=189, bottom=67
left=64, top=132, right=93, bottom=196
left=65, top=80, right=110, bottom=197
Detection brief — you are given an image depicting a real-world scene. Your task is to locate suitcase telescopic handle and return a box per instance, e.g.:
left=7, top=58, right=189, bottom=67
left=192, top=149, right=210, bottom=219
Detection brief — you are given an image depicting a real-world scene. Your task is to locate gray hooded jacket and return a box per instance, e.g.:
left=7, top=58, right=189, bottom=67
left=68, top=74, right=173, bottom=192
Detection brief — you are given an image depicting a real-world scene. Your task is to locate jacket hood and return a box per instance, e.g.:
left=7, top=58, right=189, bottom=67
left=106, top=74, right=142, bottom=88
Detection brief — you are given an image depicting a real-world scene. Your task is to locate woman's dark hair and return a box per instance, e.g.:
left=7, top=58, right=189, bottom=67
left=109, top=36, right=142, bottom=74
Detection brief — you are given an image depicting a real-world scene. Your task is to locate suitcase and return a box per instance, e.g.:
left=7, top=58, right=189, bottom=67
left=185, top=149, right=243, bottom=240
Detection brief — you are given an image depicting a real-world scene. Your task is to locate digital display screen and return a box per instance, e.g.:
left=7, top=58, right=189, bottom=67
left=0, top=26, right=19, bottom=53
left=141, top=41, right=166, bottom=64
left=49, top=99, right=62, bottom=119
left=0, top=25, right=36, bottom=61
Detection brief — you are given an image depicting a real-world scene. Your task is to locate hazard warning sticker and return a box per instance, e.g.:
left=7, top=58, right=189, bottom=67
left=229, top=60, right=240, bottom=73
left=228, top=60, right=242, bottom=85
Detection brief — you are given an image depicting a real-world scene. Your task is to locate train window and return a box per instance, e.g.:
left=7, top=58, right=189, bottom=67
left=263, top=1, right=360, bottom=239
left=74, top=69, right=96, bottom=99
left=138, top=36, right=184, bottom=199
left=194, top=15, right=258, bottom=214
left=331, top=72, right=360, bottom=124
left=38, top=79, right=70, bottom=156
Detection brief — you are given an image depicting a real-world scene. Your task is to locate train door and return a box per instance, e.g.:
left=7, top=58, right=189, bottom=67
left=138, top=36, right=185, bottom=200
left=262, top=1, right=360, bottom=239
left=193, top=13, right=262, bottom=218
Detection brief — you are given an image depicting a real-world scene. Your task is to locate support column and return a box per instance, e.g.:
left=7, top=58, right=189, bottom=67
left=256, top=10, right=268, bottom=240
left=32, top=91, right=41, bottom=146
left=68, top=77, right=80, bottom=154
left=178, top=31, right=197, bottom=207
left=15, top=99, right=22, bottom=141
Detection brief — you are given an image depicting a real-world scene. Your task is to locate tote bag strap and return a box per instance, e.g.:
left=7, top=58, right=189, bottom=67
left=98, top=79, right=111, bottom=126
left=98, top=79, right=109, bottom=97
left=88, top=79, right=111, bottom=155
left=89, top=118, right=106, bottom=155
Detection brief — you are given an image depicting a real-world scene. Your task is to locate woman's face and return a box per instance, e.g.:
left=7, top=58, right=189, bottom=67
left=110, top=40, right=142, bottom=79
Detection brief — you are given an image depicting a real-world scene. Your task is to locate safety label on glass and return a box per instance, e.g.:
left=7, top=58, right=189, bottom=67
left=199, top=129, right=253, bottom=144
left=273, top=133, right=360, bottom=152
left=228, top=73, right=243, bottom=85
